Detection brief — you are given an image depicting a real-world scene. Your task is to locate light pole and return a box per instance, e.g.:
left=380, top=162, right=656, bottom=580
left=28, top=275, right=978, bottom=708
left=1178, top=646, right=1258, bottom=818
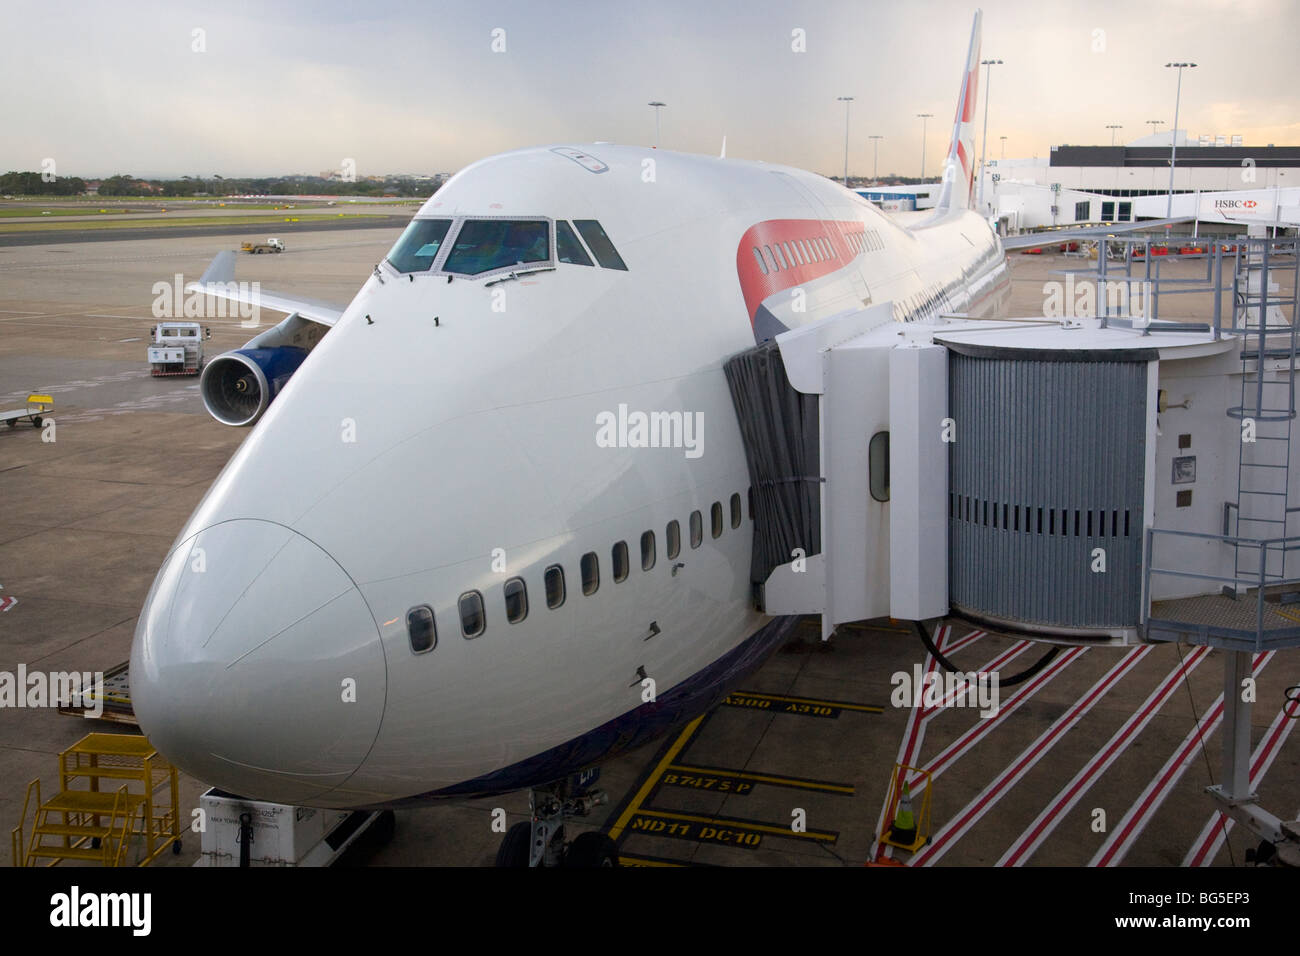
left=1000, top=135, right=1006, bottom=160
left=869, top=135, right=883, bottom=181
left=977, top=58, right=1002, bottom=210
left=1106, top=124, right=1123, bottom=146
left=837, top=96, right=854, bottom=185
left=648, top=101, right=666, bottom=148
left=917, top=113, right=933, bottom=179
left=1146, top=119, right=1164, bottom=136
left=1164, top=62, right=1196, bottom=217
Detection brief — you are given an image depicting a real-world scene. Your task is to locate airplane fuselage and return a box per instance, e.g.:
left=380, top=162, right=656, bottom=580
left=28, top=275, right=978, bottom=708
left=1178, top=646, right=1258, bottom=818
left=130, top=145, right=1009, bottom=808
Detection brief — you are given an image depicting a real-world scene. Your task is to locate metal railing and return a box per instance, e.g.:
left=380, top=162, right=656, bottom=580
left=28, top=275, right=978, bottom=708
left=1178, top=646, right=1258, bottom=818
left=1051, top=234, right=1297, bottom=338
left=1146, top=527, right=1300, bottom=650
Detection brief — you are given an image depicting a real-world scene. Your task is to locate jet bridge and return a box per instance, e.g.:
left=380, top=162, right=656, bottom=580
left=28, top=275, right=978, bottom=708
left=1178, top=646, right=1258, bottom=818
left=725, top=237, right=1300, bottom=651
left=723, top=235, right=1300, bottom=862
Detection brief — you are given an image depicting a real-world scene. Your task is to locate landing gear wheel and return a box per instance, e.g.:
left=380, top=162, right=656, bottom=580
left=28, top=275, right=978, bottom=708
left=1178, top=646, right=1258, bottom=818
left=30, top=417, right=41, bottom=428
left=5, top=419, right=14, bottom=428
left=563, top=832, right=619, bottom=867
left=495, top=821, right=532, bottom=867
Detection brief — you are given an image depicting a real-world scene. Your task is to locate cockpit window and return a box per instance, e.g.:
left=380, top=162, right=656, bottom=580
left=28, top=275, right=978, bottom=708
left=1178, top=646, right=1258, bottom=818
left=573, top=220, right=628, bottom=271
left=555, top=220, right=594, bottom=266
left=386, top=218, right=453, bottom=273
left=443, top=219, right=550, bottom=276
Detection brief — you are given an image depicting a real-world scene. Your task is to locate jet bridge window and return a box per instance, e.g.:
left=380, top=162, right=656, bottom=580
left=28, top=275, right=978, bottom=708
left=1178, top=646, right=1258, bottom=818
left=752, top=247, right=769, bottom=275
left=443, top=219, right=550, bottom=275
left=556, top=220, right=594, bottom=266
left=406, top=605, right=437, bottom=654
left=386, top=218, right=453, bottom=273
left=869, top=431, right=890, bottom=502
left=459, top=590, right=486, bottom=639
left=573, top=220, right=628, bottom=271
left=544, top=564, right=566, bottom=609
left=504, top=577, right=528, bottom=624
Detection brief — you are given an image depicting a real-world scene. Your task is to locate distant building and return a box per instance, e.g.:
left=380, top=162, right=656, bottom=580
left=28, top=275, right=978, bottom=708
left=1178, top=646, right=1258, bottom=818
left=856, top=183, right=940, bottom=211
left=978, top=133, right=1300, bottom=232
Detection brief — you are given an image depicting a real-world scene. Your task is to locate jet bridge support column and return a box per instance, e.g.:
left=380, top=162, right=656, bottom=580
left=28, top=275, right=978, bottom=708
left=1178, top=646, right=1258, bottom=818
left=1208, top=650, right=1300, bottom=865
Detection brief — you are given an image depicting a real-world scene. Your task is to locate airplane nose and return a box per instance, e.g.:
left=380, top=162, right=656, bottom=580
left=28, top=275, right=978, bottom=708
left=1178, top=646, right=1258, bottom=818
left=130, top=519, right=386, bottom=805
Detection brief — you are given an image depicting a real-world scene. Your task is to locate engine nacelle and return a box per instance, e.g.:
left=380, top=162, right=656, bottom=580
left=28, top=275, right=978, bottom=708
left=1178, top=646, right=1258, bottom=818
left=200, top=347, right=308, bottom=427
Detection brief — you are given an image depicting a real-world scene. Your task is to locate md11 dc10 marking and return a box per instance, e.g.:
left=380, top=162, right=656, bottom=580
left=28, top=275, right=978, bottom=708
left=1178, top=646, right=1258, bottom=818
left=131, top=11, right=1054, bottom=860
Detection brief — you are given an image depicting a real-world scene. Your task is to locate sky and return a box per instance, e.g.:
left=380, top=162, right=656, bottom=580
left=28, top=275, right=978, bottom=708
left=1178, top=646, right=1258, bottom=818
left=4, top=0, right=1297, bottom=180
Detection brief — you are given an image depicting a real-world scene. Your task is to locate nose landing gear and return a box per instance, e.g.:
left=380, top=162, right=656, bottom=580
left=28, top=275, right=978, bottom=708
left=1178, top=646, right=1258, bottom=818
left=494, top=770, right=617, bottom=867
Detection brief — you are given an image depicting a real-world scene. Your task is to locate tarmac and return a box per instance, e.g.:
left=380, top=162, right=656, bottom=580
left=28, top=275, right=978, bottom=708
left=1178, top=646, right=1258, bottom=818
left=0, top=228, right=1295, bottom=867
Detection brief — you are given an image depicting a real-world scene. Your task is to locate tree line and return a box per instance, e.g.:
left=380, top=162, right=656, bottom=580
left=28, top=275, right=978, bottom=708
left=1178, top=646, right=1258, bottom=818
left=1, top=171, right=438, bottom=198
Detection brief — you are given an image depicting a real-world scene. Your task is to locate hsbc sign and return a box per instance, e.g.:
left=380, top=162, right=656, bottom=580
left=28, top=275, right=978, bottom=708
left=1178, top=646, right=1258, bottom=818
left=1214, top=199, right=1258, bottom=209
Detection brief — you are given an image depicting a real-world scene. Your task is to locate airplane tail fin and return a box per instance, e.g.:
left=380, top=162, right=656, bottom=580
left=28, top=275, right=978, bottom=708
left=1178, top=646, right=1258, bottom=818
left=934, top=10, right=982, bottom=212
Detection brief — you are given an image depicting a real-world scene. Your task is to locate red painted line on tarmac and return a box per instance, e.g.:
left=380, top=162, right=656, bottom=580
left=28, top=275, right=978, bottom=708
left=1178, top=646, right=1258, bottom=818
left=906, top=646, right=1087, bottom=798
left=997, top=644, right=1211, bottom=867
left=871, top=624, right=950, bottom=861
left=1184, top=690, right=1300, bottom=866
left=1092, top=652, right=1273, bottom=867
left=912, top=645, right=1150, bottom=867
left=920, top=641, right=1030, bottom=720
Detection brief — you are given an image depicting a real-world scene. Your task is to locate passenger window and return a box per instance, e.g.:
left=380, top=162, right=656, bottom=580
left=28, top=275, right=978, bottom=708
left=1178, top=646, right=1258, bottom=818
left=753, top=246, right=768, bottom=275
left=730, top=493, right=742, bottom=529
left=573, top=220, right=628, bottom=270
left=459, top=590, right=485, bottom=638
left=581, top=551, right=600, bottom=595
left=544, top=564, right=566, bottom=609
left=386, top=218, right=453, bottom=273
left=869, top=431, right=890, bottom=502
left=711, top=502, right=724, bottom=538
left=407, top=605, right=436, bottom=654
left=774, top=243, right=788, bottom=270
left=504, top=577, right=528, bottom=624
left=666, top=520, right=681, bottom=560
left=783, top=241, right=796, bottom=266
left=555, top=220, right=593, bottom=266
left=612, top=541, right=629, bottom=583
left=690, top=510, right=703, bottom=549
left=763, top=245, right=778, bottom=272
left=443, top=219, right=550, bottom=275
left=641, top=530, right=656, bottom=570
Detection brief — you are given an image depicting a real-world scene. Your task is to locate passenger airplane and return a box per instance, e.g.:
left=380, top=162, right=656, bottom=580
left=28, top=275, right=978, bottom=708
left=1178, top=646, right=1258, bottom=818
left=131, top=11, right=1013, bottom=863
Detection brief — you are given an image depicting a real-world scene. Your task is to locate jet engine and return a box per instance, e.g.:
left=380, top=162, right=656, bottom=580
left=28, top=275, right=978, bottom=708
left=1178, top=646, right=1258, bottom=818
left=200, top=346, right=308, bottom=427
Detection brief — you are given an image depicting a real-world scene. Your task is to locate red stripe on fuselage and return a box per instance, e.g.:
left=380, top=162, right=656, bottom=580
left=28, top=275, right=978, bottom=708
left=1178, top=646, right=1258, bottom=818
left=736, top=219, right=865, bottom=325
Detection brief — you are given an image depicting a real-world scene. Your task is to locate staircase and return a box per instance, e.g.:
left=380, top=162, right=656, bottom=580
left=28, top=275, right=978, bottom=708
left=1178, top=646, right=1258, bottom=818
left=10, top=733, right=181, bottom=867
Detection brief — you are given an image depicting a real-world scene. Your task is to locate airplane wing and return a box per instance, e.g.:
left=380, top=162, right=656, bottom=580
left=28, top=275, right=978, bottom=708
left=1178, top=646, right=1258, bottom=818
left=185, top=251, right=346, bottom=326
left=1000, top=217, right=1195, bottom=251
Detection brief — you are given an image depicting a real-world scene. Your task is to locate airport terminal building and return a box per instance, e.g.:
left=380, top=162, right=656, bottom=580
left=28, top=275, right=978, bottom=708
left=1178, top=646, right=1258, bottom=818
left=974, top=132, right=1300, bottom=231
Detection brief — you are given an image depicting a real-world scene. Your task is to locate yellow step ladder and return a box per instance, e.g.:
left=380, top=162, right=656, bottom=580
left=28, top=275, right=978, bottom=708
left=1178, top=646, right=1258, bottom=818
left=10, top=733, right=182, bottom=867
